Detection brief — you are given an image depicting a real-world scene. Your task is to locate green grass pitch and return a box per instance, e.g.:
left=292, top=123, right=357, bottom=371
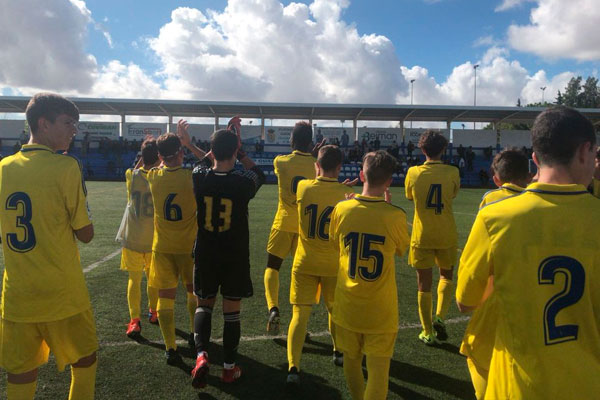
left=0, top=182, right=487, bottom=399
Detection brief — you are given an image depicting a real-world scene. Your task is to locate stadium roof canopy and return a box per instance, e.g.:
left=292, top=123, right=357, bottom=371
left=1, top=96, right=600, bottom=124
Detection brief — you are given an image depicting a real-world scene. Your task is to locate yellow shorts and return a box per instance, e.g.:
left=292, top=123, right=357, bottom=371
left=289, top=270, right=336, bottom=307
left=149, top=252, right=194, bottom=289
left=0, top=309, right=98, bottom=374
left=120, top=248, right=152, bottom=272
left=266, top=228, right=298, bottom=260
left=466, top=357, right=489, bottom=400
left=408, top=246, right=457, bottom=270
left=334, top=323, right=397, bottom=358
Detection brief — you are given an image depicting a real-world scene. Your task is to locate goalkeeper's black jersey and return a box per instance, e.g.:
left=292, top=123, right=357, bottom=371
left=192, top=165, right=265, bottom=254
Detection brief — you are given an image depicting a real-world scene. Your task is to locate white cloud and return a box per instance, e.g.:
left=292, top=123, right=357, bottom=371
left=473, top=35, right=499, bottom=47
left=495, top=0, right=532, bottom=12
left=0, top=0, right=97, bottom=92
left=507, top=0, right=600, bottom=61
left=90, top=61, right=164, bottom=99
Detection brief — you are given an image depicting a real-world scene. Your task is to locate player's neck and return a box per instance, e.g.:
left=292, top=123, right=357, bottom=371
left=163, top=160, right=181, bottom=168
left=536, top=165, right=584, bottom=186
left=361, top=183, right=386, bottom=198
left=319, top=171, right=338, bottom=179
left=28, top=135, right=58, bottom=151
left=425, top=156, right=442, bottom=162
left=213, top=158, right=235, bottom=172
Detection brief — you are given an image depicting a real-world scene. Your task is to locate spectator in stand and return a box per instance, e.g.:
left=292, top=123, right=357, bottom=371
left=457, top=144, right=465, bottom=159
left=478, top=169, right=489, bottom=187
left=81, top=132, right=90, bottom=158
left=19, top=130, right=28, bottom=145
left=458, top=157, right=466, bottom=178
left=333, top=137, right=340, bottom=147
left=315, top=129, right=324, bottom=144
left=407, top=141, right=415, bottom=157
left=466, top=146, right=475, bottom=171
left=360, top=138, right=368, bottom=153
left=388, top=141, right=399, bottom=159
left=373, top=137, right=381, bottom=150
left=341, top=130, right=349, bottom=148
left=483, top=146, right=493, bottom=161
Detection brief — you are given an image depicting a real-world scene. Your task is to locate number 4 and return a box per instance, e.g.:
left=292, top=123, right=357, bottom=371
left=426, top=184, right=444, bottom=214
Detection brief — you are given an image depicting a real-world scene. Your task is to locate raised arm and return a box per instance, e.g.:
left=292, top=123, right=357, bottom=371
left=177, top=119, right=207, bottom=160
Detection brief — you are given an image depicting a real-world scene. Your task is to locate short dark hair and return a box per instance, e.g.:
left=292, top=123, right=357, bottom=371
left=211, top=129, right=238, bottom=161
left=26, top=93, right=79, bottom=134
left=156, top=133, right=181, bottom=159
left=362, top=150, right=397, bottom=186
left=291, top=121, right=313, bottom=151
left=141, top=136, right=159, bottom=165
left=317, top=145, right=343, bottom=172
left=418, top=130, right=448, bottom=157
left=491, top=148, right=529, bottom=184
left=532, top=106, right=596, bottom=166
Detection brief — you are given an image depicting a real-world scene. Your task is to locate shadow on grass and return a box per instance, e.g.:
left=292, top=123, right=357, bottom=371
left=389, top=359, right=475, bottom=400
left=195, top=343, right=342, bottom=400
left=272, top=337, right=333, bottom=357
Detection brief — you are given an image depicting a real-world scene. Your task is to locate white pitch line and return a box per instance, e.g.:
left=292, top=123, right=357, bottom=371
left=83, top=249, right=121, bottom=273
left=99, top=316, right=470, bottom=348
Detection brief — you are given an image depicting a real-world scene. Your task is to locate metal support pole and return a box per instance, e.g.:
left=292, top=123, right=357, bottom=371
left=353, top=119, right=358, bottom=142
left=214, top=116, right=219, bottom=132
left=120, top=114, right=126, bottom=138
left=261, top=117, right=265, bottom=140
left=167, top=115, right=173, bottom=133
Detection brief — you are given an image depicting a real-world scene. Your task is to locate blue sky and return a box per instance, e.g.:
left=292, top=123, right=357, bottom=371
left=1, top=0, right=599, bottom=106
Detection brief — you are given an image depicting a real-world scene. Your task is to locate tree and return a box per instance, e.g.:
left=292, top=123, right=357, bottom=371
left=516, top=98, right=522, bottom=107
left=562, top=76, right=583, bottom=107
left=580, top=76, right=599, bottom=108
left=556, top=90, right=564, bottom=105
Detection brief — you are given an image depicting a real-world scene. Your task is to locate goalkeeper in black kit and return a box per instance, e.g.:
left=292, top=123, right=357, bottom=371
left=190, top=117, right=265, bottom=388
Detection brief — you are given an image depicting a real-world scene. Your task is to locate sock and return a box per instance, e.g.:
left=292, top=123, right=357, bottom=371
left=364, top=356, right=391, bottom=400
left=223, top=311, right=241, bottom=365
left=127, top=271, right=143, bottom=320
left=194, top=306, right=213, bottom=354
left=287, top=305, right=311, bottom=371
left=69, top=360, right=97, bottom=400
left=418, top=291, right=433, bottom=335
left=7, top=381, right=37, bottom=400
left=264, top=268, right=279, bottom=311
left=328, top=311, right=338, bottom=352
left=436, top=278, right=454, bottom=320
left=157, top=297, right=176, bottom=350
left=186, top=292, right=196, bottom=332
left=145, top=277, right=159, bottom=313
left=343, top=354, right=365, bottom=400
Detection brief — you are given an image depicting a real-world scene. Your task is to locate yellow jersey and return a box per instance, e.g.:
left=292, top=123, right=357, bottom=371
left=479, top=183, right=524, bottom=209
left=329, top=195, right=410, bottom=333
left=116, top=168, right=155, bottom=253
left=457, top=182, right=600, bottom=399
left=293, top=177, right=354, bottom=276
left=0, top=144, right=92, bottom=322
left=405, top=161, right=459, bottom=249
left=147, top=166, right=197, bottom=254
left=271, top=151, right=316, bottom=233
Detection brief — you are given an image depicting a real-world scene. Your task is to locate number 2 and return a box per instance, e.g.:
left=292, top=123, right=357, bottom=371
left=538, top=256, right=585, bottom=346
left=344, top=232, right=386, bottom=281
left=426, top=184, right=444, bottom=214
left=5, top=192, right=36, bottom=252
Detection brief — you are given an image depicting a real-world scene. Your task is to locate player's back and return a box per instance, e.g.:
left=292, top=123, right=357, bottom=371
left=405, top=161, right=459, bottom=248
left=193, top=166, right=264, bottom=253
left=0, top=145, right=91, bottom=322
left=330, top=195, right=409, bottom=333
left=272, top=151, right=316, bottom=232
left=479, top=183, right=524, bottom=209
left=293, top=177, right=353, bottom=276
left=147, top=166, right=197, bottom=254
left=591, top=177, right=600, bottom=198
left=479, top=183, right=600, bottom=399
left=116, top=168, right=155, bottom=253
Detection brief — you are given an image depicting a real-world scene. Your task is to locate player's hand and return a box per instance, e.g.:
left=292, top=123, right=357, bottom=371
left=227, top=116, right=242, bottom=149
left=311, top=138, right=327, bottom=157
left=384, top=188, right=392, bottom=203
left=341, top=178, right=359, bottom=187
left=177, top=119, right=191, bottom=146
left=345, top=192, right=356, bottom=200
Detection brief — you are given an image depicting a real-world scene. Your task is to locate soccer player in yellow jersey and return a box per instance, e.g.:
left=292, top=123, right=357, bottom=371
left=460, top=148, right=530, bottom=399
left=0, top=93, right=97, bottom=400
left=404, top=130, right=460, bottom=345
left=264, top=122, right=322, bottom=333
left=457, top=106, right=600, bottom=400
left=147, top=120, right=207, bottom=365
left=286, top=145, right=354, bottom=385
left=116, top=137, right=161, bottom=338
left=330, top=151, right=410, bottom=400
left=479, top=148, right=530, bottom=208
